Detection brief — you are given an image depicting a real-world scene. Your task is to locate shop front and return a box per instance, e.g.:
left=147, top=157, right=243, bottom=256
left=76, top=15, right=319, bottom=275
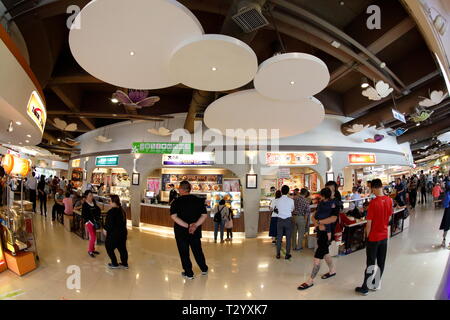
left=140, top=152, right=245, bottom=238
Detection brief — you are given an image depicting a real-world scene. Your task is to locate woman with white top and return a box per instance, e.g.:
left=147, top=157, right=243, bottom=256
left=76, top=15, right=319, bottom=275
left=269, top=190, right=282, bottom=244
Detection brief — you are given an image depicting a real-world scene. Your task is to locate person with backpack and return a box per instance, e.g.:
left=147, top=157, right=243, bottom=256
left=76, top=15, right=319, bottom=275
left=212, top=199, right=229, bottom=243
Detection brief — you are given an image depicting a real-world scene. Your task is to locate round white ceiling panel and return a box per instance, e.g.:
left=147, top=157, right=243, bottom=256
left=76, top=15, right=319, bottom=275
left=254, top=53, right=330, bottom=100
left=204, top=89, right=325, bottom=139
left=169, top=34, right=258, bottom=91
left=69, top=0, right=204, bottom=89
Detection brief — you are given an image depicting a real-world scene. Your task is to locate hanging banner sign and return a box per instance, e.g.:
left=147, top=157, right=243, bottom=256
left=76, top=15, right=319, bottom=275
left=132, top=142, right=194, bottom=154
left=348, top=153, right=376, bottom=164
left=95, top=155, right=119, bottom=167
left=266, top=152, right=319, bottom=166
left=162, top=153, right=215, bottom=166
left=26, top=91, right=47, bottom=133
left=392, top=109, right=406, bottom=123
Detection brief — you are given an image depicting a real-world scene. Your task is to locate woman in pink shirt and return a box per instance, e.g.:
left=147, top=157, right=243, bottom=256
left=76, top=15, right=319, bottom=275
left=63, top=192, right=74, bottom=216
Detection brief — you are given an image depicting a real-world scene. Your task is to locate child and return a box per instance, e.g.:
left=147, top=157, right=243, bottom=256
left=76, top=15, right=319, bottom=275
left=315, top=188, right=335, bottom=242
left=433, top=183, right=443, bottom=201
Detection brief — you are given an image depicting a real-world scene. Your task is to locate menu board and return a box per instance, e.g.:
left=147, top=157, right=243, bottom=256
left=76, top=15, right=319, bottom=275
left=266, top=152, right=319, bottom=166
left=211, top=192, right=242, bottom=218
left=276, top=173, right=318, bottom=192
left=147, top=178, right=161, bottom=193
left=223, top=179, right=240, bottom=192
left=111, top=172, right=130, bottom=187
left=161, top=174, right=223, bottom=192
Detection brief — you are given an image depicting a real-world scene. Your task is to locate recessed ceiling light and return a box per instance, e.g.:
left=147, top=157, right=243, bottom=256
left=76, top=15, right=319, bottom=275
left=25, top=140, right=30, bottom=143
left=111, top=98, right=119, bottom=103
left=290, top=81, right=295, bottom=85
left=211, top=67, right=217, bottom=71
left=339, top=1, right=345, bottom=5
left=57, top=138, right=61, bottom=141
left=331, top=41, right=341, bottom=48
left=416, top=123, right=420, bottom=126
left=361, top=77, right=369, bottom=88
left=112, top=114, right=117, bottom=117
left=15, top=121, right=22, bottom=125
left=130, top=51, right=135, bottom=56
left=26, top=134, right=31, bottom=138
left=19, top=142, right=22, bottom=145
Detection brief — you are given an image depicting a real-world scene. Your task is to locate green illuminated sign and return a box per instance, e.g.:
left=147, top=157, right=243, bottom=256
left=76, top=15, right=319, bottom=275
left=132, top=142, right=194, bottom=154
left=95, top=155, right=119, bottom=166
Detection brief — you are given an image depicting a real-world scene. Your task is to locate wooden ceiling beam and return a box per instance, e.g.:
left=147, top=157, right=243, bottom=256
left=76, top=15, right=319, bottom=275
left=46, top=111, right=173, bottom=121
left=48, top=73, right=103, bottom=85
left=49, top=84, right=96, bottom=130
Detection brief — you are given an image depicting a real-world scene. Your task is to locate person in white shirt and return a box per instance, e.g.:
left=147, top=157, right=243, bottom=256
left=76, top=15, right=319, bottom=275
left=26, top=172, right=38, bottom=213
left=59, top=176, right=67, bottom=191
left=274, top=185, right=295, bottom=260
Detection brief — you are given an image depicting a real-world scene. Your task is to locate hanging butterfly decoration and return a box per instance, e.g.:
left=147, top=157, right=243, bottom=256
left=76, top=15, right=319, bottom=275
left=387, top=127, right=408, bottom=137
left=437, top=131, right=450, bottom=143
left=147, top=127, right=172, bottom=136
left=95, top=135, right=112, bottom=143
left=362, top=80, right=393, bottom=101
left=410, top=106, right=434, bottom=123
left=112, top=89, right=160, bottom=109
left=364, top=134, right=384, bottom=143
left=53, top=118, right=78, bottom=131
left=419, top=90, right=448, bottom=107
left=61, top=137, right=80, bottom=147
left=344, top=123, right=370, bottom=134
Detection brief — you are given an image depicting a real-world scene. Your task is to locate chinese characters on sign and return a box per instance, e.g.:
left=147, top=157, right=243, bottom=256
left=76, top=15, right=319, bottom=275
left=266, top=152, right=319, bottom=166
left=95, top=155, right=119, bottom=166
left=132, top=142, right=194, bottom=154
left=348, top=153, right=376, bottom=164
left=162, top=153, right=215, bottom=166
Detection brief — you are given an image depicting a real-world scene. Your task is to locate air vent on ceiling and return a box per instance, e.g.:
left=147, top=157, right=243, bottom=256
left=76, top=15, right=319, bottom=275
left=232, top=3, right=269, bottom=33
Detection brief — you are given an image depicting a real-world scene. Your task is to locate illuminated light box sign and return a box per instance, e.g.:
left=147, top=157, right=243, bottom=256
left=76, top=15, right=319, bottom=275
left=266, top=152, right=319, bottom=166
left=95, top=155, right=119, bottom=167
left=72, top=159, right=81, bottom=168
left=132, top=142, right=193, bottom=154
left=162, top=153, right=215, bottom=166
left=27, top=91, right=46, bottom=133
left=348, top=153, right=376, bottom=165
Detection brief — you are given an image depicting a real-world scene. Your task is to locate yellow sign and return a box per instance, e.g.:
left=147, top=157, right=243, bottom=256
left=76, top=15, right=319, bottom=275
left=26, top=91, right=46, bottom=133
left=72, top=159, right=81, bottom=168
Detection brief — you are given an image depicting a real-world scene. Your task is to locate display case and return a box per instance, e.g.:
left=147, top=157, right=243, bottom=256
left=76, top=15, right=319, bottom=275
left=210, top=192, right=242, bottom=218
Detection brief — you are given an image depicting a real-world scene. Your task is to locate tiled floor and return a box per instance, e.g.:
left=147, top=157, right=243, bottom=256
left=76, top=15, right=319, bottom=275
left=0, top=202, right=449, bottom=300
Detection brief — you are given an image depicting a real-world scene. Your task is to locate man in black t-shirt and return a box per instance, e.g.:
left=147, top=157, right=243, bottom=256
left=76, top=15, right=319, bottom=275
left=170, top=180, right=208, bottom=279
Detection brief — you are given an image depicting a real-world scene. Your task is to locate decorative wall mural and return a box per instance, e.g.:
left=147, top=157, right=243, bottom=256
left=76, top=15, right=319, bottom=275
left=112, top=90, right=160, bottom=109
left=53, top=118, right=78, bottom=132
left=419, top=90, right=448, bottom=107
left=361, top=80, right=393, bottom=101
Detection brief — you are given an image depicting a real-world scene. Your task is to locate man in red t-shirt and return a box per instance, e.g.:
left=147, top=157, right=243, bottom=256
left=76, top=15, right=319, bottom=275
left=355, top=178, right=393, bottom=296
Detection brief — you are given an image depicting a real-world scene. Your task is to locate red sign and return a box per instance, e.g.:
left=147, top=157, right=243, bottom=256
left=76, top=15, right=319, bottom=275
left=348, top=153, right=376, bottom=164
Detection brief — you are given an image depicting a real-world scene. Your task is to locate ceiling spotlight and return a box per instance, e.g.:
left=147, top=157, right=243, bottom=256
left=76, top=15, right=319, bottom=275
left=361, top=77, right=369, bottom=88
left=15, top=121, right=22, bottom=126
left=112, top=114, right=117, bottom=117
left=57, top=138, right=61, bottom=142
left=26, top=134, right=31, bottom=138
left=331, top=41, right=341, bottom=48
left=111, top=98, right=119, bottom=104
left=416, top=123, right=420, bottom=126
left=290, top=81, right=295, bottom=85
left=339, top=1, right=345, bottom=5
left=211, top=67, right=217, bottom=71
left=19, top=142, right=22, bottom=145
left=25, top=140, right=30, bottom=143
left=7, top=121, right=13, bottom=132
left=380, top=62, right=386, bottom=69
left=130, top=51, right=135, bottom=56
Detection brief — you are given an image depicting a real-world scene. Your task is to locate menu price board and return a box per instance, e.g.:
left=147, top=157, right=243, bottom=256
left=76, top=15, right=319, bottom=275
left=348, top=153, right=376, bottom=165
left=266, top=152, right=319, bottom=166
left=162, top=153, right=215, bottom=166
left=132, top=142, right=194, bottom=154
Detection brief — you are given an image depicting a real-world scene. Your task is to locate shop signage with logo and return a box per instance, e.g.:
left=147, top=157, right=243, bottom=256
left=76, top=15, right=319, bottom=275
left=95, top=155, right=119, bottom=167
left=266, top=152, right=319, bottom=166
left=392, top=109, right=406, bottom=123
left=132, top=142, right=194, bottom=154
left=348, top=153, right=376, bottom=164
left=71, top=159, right=81, bottom=168
left=26, top=91, right=47, bottom=133
left=162, top=152, right=215, bottom=166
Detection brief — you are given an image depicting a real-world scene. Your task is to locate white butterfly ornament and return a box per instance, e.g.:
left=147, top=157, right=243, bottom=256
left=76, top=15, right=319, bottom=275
left=419, top=90, right=448, bottom=107
left=362, top=81, right=393, bottom=101
left=53, top=118, right=78, bottom=132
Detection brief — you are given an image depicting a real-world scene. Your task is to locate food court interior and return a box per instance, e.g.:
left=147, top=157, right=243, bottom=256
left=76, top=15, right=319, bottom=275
left=0, top=0, right=450, bottom=300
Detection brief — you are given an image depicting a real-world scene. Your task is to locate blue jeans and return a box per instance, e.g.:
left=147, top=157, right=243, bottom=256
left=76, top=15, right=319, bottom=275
left=214, top=221, right=225, bottom=241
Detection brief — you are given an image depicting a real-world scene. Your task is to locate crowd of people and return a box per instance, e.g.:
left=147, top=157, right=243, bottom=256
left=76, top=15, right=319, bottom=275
left=3, top=167, right=449, bottom=296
